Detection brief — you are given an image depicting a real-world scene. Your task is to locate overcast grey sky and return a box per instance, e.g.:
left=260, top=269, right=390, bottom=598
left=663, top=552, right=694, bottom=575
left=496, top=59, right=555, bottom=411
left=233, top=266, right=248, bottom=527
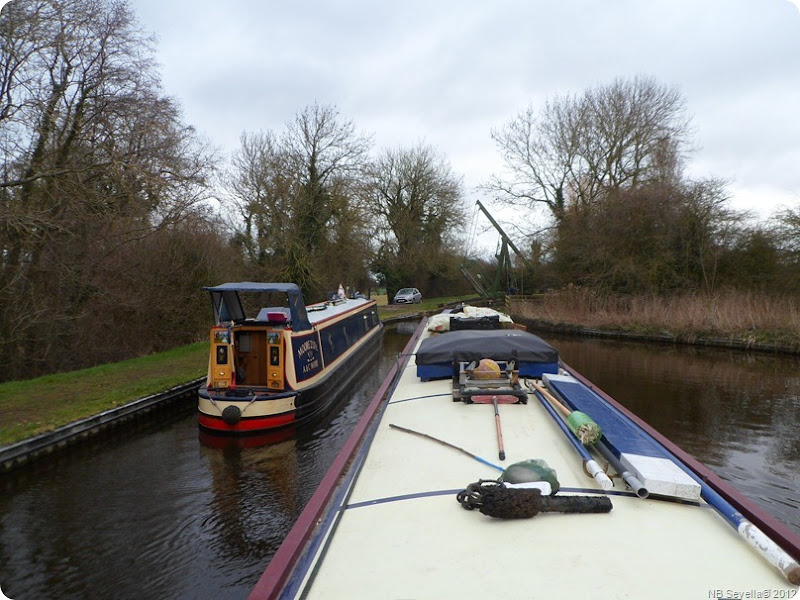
left=4, top=0, right=800, bottom=243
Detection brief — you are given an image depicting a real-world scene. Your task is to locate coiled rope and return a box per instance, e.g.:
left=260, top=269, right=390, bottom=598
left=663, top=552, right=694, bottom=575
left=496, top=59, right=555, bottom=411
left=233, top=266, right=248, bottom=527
left=457, top=479, right=613, bottom=519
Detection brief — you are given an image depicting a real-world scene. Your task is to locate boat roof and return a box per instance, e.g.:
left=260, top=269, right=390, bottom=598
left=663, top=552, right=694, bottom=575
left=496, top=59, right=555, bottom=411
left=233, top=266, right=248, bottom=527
left=252, top=318, right=800, bottom=598
left=202, top=282, right=375, bottom=331
left=202, top=282, right=302, bottom=294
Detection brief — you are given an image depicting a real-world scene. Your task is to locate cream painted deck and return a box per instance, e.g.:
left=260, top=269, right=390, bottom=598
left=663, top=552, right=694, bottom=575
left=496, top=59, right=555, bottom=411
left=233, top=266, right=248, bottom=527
left=294, top=330, right=799, bottom=599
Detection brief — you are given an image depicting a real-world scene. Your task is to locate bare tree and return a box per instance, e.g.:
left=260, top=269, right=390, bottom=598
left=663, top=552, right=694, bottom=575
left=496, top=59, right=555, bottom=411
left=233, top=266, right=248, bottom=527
left=581, top=77, right=689, bottom=189
left=226, top=104, right=373, bottom=299
left=282, top=103, right=372, bottom=294
left=0, top=0, right=219, bottom=380
left=487, top=76, right=691, bottom=223
left=365, top=143, right=465, bottom=296
left=769, top=203, right=800, bottom=292
left=485, top=99, right=579, bottom=223
left=678, top=178, right=740, bottom=293
left=227, top=130, right=295, bottom=264
left=775, top=204, right=800, bottom=254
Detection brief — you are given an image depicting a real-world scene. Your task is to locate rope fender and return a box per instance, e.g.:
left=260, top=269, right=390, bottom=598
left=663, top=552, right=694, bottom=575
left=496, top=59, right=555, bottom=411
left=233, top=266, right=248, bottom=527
left=457, top=479, right=613, bottom=519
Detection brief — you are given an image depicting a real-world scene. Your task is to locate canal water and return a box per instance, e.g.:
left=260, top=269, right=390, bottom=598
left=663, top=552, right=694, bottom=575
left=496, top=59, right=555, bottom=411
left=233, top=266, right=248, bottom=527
left=1, top=323, right=798, bottom=600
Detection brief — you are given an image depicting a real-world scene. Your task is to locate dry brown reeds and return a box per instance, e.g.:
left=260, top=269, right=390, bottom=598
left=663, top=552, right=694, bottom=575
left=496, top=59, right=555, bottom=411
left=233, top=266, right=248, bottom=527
left=507, top=287, right=800, bottom=351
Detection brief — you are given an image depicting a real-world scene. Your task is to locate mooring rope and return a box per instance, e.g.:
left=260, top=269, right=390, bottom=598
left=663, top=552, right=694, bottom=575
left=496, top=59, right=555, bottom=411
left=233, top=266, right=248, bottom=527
left=457, top=479, right=613, bottom=519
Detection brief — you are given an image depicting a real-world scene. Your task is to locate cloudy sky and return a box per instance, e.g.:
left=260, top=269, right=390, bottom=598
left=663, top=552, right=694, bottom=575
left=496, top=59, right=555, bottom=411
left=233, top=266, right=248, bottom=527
left=22, top=0, right=800, bottom=247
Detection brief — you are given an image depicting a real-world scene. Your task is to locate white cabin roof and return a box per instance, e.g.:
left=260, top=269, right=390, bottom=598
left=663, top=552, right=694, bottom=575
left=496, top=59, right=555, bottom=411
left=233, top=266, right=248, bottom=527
left=262, top=322, right=800, bottom=599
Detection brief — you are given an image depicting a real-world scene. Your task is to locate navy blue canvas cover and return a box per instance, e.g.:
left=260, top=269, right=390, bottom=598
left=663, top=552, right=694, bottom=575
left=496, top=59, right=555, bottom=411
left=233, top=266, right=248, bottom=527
left=415, top=329, right=559, bottom=379
left=202, top=282, right=312, bottom=330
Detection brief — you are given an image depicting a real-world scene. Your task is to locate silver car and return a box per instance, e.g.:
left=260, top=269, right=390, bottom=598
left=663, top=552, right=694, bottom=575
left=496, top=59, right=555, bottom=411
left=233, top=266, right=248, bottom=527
left=393, top=287, right=422, bottom=304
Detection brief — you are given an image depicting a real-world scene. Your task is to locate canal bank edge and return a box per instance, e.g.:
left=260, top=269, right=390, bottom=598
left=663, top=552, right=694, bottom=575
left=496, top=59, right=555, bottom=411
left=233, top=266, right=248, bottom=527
left=516, top=317, right=800, bottom=356
left=0, top=378, right=203, bottom=473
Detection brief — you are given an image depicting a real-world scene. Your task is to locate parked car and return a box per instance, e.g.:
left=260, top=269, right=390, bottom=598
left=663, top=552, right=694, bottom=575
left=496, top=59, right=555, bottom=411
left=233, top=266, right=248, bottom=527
left=393, top=287, right=422, bottom=304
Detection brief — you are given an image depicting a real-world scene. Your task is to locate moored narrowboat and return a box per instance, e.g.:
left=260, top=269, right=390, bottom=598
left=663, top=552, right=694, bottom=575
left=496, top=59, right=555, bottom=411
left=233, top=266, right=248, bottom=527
left=198, top=282, right=382, bottom=434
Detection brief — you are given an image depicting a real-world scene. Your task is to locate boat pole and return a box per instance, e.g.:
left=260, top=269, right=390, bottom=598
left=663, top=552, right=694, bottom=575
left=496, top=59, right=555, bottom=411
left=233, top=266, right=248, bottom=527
left=593, top=439, right=649, bottom=499
left=492, top=396, right=506, bottom=461
left=631, top=429, right=800, bottom=581
left=693, top=478, right=800, bottom=584
left=529, top=380, right=602, bottom=445
left=564, top=374, right=800, bottom=584
left=527, top=380, right=646, bottom=496
left=389, top=423, right=504, bottom=472
left=529, top=384, right=613, bottom=491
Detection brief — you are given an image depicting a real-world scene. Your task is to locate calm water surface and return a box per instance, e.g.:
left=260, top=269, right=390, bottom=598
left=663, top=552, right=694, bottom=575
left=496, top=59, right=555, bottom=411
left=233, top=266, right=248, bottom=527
left=1, top=324, right=799, bottom=599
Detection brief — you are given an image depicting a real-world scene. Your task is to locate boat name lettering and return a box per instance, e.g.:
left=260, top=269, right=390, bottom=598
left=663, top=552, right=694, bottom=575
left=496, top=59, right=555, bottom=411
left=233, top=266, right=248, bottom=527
left=297, top=339, right=319, bottom=359
left=302, top=358, right=320, bottom=374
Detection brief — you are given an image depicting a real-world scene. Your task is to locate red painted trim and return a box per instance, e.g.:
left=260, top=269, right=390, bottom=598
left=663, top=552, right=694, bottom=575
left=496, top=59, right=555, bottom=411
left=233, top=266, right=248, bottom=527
left=566, top=362, right=800, bottom=562
left=199, top=428, right=297, bottom=448
left=471, top=395, right=520, bottom=404
left=198, top=411, right=295, bottom=433
left=248, top=317, right=427, bottom=600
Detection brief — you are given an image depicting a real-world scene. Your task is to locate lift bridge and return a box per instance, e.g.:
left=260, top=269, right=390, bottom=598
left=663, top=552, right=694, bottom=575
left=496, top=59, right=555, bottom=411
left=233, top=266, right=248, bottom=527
left=461, top=200, right=533, bottom=300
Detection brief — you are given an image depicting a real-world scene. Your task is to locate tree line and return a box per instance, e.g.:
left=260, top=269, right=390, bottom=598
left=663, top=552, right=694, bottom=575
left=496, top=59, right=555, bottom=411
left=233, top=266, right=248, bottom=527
left=1, top=0, right=798, bottom=382
left=0, top=0, right=470, bottom=381
left=224, top=107, right=466, bottom=302
left=486, top=76, right=800, bottom=296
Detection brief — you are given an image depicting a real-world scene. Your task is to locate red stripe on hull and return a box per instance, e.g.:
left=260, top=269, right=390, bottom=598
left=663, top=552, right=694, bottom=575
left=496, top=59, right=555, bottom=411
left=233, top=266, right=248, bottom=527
left=199, top=428, right=297, bottom=448
left=198, top=411, right=296, bottom=434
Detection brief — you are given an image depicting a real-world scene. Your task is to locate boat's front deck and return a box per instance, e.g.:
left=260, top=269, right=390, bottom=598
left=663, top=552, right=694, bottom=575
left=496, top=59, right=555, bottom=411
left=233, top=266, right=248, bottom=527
left=289, top=327, right=799, bottom=599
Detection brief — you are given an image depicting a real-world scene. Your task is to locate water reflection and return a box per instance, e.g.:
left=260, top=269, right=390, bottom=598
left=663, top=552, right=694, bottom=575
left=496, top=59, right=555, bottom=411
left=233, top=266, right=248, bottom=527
left=0, top=414, right=219, bottom=599
left=547, top=334, right=800, bottom=533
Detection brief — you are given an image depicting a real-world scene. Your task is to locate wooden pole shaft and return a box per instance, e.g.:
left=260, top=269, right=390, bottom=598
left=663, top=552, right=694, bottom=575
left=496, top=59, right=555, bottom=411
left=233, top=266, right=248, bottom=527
left=492, top=396, right=506, bottom=460
left=529, top=380, right=571, bottom=417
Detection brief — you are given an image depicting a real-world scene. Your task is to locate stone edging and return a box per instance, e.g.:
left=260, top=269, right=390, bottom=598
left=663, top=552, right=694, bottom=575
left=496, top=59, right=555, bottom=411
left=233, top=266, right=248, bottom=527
left=0, top=377, right=204, bottom=473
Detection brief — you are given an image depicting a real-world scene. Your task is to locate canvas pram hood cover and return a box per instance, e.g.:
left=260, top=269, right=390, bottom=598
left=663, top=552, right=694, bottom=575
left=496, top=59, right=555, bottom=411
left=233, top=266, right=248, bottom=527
left=416, top=329, right=559, bottom=366
left=201, top=282, right=312, bottom=330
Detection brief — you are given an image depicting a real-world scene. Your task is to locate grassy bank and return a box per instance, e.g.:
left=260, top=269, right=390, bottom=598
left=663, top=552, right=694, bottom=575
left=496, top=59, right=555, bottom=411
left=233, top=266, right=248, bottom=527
left=508, top=288, right=800, bottom=352
left=0, top=343, right=208, bottom=446
left=0, top=296, right=477, bottom=447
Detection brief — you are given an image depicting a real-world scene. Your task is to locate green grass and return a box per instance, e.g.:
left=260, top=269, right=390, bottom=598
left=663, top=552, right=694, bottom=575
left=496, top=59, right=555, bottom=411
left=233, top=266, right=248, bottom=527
left=0, top=342, right=208, bottom=446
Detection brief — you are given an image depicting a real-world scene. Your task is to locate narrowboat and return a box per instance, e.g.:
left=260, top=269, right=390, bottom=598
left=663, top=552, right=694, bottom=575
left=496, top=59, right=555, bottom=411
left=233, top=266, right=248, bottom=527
left=250, top=307, right=800, bottom=599
left=198, top=282, right=382, bottom=434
